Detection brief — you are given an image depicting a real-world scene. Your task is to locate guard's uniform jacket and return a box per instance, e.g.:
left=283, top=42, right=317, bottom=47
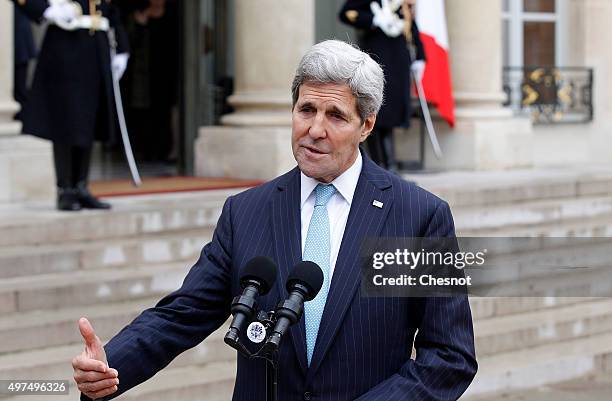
left=12, top=0, right=129, bottom=147
left=339, top=0, right=425, bottom=129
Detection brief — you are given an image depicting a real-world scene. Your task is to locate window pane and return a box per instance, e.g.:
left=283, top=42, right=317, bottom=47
left=523, top=21, right=555, bottom=65
left=523, top=0, right=555, bottom=13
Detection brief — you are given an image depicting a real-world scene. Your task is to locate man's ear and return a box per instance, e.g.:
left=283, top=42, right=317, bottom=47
left=359, top=114, right=376, bottom=142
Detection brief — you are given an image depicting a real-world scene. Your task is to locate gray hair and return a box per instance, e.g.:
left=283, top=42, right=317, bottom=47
left=291, top=40, right=385, bottom=122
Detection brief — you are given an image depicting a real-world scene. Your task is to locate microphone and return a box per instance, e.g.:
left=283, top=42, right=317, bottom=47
left=266, top=261, right=324, bottom=350
left=225, top=256, right=278, bottom=349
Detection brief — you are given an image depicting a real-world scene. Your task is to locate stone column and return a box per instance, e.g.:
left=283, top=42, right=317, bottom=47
left=410, top=0, right=533, bottom=170
left=0, top=1, right=54, bottom=204
left=584, top=0, right=612, bottom=163
left=0, top=1, right=20, bottom=134
left=196, top=0, right=315, bottom=179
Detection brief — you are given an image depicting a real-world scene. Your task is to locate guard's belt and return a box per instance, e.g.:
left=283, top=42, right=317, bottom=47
left=52, top=15, right=110, bottom=32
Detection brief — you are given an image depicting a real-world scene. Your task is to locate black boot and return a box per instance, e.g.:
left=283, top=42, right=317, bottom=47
left=73, top=146, right=111, bottom=210
left=54, top=143, right=81, bottom=211
left=75, top=182, right=111, bottom=209
left=57, top=188, right=82, bottom=211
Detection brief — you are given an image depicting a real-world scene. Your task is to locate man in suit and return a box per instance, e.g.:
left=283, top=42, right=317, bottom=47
left=72, top=39, right=477, bottom=401
left=339, top=0, right=426, bottom=171
left=11, top=0, right=129, bottom=211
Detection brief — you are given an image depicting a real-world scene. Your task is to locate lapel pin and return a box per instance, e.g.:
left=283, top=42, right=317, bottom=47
left=372, top=200, right=383, bottom=209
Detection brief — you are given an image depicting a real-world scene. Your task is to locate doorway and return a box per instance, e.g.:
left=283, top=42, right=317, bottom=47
left=91, top=0, right=233, bottom=181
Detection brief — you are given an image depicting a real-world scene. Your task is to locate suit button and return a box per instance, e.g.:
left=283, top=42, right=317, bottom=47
left=303, top=391, right=312, bottom=400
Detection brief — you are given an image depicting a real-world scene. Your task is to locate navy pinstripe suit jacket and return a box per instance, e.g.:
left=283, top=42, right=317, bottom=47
left=100, top=155, right=477, bottom=401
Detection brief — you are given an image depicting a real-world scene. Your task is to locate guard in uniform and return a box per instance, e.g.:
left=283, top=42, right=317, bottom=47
left=339, top=0, right=425, bottom=171
left=11, top=0, right=129, bottom=211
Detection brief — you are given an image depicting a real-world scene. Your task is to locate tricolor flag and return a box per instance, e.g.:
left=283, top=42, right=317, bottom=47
left=416, top=0, right=455, bottom=127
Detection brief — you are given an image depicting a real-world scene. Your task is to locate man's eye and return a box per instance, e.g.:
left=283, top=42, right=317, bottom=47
left=330, top=113, right=345, bottom=120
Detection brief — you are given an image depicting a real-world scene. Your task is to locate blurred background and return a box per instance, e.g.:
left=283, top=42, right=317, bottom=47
left=0, top=0, right=611, bottom=400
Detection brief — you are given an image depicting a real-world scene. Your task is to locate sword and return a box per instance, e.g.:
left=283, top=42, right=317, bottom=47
left=108, top=29, right=142, bottom=186
left=406, top=28, right=443, bottom=160
left=413, top=72, right=443, bottom=159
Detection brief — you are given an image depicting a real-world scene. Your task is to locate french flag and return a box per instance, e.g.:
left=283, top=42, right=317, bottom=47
left=416, top=0, right=455, bottom=127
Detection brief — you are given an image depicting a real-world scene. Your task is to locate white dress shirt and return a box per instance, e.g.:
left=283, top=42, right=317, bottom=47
left=300, top=152, right=362, bottom=279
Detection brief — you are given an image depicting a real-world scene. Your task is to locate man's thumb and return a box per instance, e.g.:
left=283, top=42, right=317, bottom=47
left=79, top=317, right=102, bottom=351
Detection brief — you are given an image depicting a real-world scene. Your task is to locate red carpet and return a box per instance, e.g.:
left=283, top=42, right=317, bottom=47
left=90, top=176, right=263, bottom=197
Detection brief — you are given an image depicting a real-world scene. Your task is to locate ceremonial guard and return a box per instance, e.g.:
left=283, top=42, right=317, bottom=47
left=339, top=0, right=425, bottom=171
left=12, top=0, right=129, bottom=210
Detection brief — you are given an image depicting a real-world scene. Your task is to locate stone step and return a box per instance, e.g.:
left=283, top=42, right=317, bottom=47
left=0, top=322, right=234, bottom=382
left=463, top=331, right=612, bottom=398
left=454, top=194, right=612, bottom=233
left=460, top=209, right=612, bottom=237
left=116, top=360, right=236, bottom=401
left=0, top=298, right=158, bottom=354
left=469, top=296, right=595, bottom=320
left=474, top=298, right=612, bottom=356
left=0, top=190, right=235, bottom=247
left=0, top=229, right=211, bottom=279
left=0, top=262, right=190, bottom=313
left=405, top=166, right=612, bottom=208
left=0, top=358, right=236, bottom=401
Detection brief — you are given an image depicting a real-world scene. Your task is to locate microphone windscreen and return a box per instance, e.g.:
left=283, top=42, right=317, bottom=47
left=287, top=261, right=324, bottom=301
left=240, top=256, right=278, bottom=295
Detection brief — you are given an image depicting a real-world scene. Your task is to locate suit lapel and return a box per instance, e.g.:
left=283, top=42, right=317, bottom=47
left=307, top=157, right=393, bottom=381
left=270, top=167, right=309, bottom=374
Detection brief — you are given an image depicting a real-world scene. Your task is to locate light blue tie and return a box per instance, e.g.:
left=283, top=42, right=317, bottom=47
left=303, top=183, right=336, bottom=366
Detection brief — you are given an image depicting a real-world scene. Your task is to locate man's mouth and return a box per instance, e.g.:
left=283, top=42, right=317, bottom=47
left=303, top=145, right=327, bottom=155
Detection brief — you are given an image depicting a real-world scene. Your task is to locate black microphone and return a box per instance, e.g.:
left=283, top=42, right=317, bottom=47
left=266, top=261, right=324, bottom=350
left=225, top=256, right=278, bottom=349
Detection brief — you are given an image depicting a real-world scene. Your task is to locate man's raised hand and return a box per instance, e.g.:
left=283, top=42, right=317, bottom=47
left=72, top=318, right=119, bottom=400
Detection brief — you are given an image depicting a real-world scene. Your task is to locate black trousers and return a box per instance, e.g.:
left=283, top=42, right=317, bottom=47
left=14, top=63, right=28, bottom=121
left=53, top=143, right=93, bottom=189
left=366, top=127, right=396, bottom=170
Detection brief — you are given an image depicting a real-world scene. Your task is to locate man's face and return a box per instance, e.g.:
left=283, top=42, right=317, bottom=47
left=292, top=82, right=375, bottom=183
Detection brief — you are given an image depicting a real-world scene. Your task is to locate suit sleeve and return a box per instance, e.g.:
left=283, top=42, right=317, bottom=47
left=355, top=201, right=478, bottom=401
left=338, top=0, right=375, bottom=31
left=10, top=0, right=49, bottom=23
left=81, top=196, right=236, bottom=401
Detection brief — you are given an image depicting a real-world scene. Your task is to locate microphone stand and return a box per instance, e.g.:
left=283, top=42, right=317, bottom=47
left=265, top=350, right=279, bottom=401
left=224, top=271, right=317, bottom=401
left=224, top=310, right=281, bottom=401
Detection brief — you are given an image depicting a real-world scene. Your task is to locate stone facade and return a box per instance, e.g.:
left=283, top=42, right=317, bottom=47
left=0, top=1, right=53, bottom=205
left=3, top=0, right=612, bottom=187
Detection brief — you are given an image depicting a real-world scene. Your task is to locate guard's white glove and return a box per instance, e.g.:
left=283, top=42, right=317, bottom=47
left=411, top=60, right=426, bottom=82
left=111, top=53, right=129, bottom=80
left=370, top=0, right=404, bottom=38
left=43, top=2, right=80, bottom=31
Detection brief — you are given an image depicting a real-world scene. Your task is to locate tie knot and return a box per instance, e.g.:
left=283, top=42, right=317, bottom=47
left=314, top=184, right=336, bottom=206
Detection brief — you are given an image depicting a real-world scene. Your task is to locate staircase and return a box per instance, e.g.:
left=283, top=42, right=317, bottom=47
left=2, top=166, right=612, bottom=400
left=0, top=190, right=240, bottom=400
left=406, top=166, right=612, bottom=398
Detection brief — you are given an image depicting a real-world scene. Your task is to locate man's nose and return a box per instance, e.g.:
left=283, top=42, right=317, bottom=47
left=308, top=112, right=326, bottom=139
